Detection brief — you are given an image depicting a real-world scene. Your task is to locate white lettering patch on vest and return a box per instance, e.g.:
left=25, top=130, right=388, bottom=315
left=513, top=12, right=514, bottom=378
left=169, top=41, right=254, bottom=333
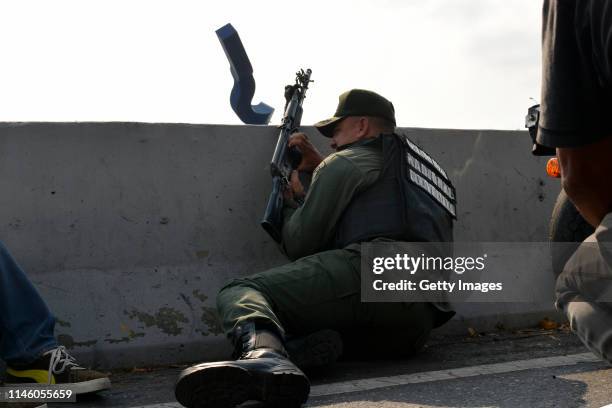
left=409, top=170, right=457, bottom=217
left=406, top=153, right=455, bottom=200
left=399, top=135, right=457, bottom=218
left=405, top=139, right=449, bottom=180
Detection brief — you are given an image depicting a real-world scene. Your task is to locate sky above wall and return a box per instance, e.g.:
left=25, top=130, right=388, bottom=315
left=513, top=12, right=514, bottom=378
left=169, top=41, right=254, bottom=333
left=0, top=0, right=542, bottom=130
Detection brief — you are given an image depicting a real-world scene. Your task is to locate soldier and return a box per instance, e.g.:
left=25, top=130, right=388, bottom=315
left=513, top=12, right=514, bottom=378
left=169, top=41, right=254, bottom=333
left=537, top=0, right=612, bottom=362
left=175, top=89, right=456, bottom=408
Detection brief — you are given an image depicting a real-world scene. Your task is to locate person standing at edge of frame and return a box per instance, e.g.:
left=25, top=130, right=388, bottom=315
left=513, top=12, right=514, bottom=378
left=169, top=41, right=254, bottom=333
left=0, top=241, right=111, bottom=408
left=534, top=0, right=612, bottom=363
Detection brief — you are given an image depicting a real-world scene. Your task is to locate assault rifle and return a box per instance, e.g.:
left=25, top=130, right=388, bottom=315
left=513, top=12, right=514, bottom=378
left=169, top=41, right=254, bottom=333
left=261, top=68, right=313, bottom=243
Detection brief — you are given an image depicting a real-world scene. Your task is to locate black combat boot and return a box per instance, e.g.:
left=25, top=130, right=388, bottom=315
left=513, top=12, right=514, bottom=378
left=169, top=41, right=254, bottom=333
left=174, top=321, right=310, bottom=408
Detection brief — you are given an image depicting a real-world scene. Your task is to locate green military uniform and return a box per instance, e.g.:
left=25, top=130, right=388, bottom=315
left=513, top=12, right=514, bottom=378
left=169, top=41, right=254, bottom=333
left=175, top=89, right=454, bottom=408
left=217, top=136, right=440, bottom=355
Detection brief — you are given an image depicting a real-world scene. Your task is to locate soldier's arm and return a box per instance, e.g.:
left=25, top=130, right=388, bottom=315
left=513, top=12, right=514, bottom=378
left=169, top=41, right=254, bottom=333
left=281, top=155, right=366, bottom=260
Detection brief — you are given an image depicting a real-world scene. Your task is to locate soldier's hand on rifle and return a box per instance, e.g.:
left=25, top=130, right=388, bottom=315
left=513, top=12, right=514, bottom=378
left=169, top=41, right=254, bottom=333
left=288, top=133, right=323, bottom=173
left=282, top=170, right=306, bottom=208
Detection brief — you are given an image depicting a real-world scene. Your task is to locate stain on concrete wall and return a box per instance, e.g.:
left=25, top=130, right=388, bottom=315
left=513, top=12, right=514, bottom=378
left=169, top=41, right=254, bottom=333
left=191, top=290, right=223, bottom=336
left=57, top=334, right=98, bottom=349
left=125, top=307, right=189, bottom=336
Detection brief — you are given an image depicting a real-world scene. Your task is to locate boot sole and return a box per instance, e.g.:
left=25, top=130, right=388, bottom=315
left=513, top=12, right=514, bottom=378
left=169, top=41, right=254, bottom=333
left=174, top=363, right=309, bottom=408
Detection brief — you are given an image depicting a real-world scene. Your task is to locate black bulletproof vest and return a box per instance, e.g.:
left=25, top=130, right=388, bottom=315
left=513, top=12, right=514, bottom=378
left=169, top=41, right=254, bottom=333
left=333, top=133, right=456, bottom=248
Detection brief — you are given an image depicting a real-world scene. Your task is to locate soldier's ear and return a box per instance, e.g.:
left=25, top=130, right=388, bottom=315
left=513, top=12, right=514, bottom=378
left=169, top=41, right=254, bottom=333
left=356, top=116, right=369, bottom=137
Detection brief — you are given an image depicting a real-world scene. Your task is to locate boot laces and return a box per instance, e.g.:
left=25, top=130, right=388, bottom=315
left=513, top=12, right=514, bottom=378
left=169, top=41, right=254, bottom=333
left=44, top=346, right=81, bottom=383
left=233, top=333, right=253, bottom=359
left=231, top=326, right=256, bottom=359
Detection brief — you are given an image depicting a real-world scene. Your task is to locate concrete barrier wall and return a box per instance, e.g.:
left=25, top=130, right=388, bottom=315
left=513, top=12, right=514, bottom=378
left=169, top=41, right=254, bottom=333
left=0, top=123, right=560, bottom=369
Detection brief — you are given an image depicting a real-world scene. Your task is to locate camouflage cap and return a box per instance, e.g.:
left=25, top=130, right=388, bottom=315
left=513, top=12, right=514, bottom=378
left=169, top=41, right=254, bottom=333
left=314, top=89, right=396, bottom=137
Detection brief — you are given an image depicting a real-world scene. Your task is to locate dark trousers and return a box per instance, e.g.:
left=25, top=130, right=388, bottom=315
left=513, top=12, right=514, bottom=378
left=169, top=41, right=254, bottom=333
left=217, top=248, right=438, bottom=357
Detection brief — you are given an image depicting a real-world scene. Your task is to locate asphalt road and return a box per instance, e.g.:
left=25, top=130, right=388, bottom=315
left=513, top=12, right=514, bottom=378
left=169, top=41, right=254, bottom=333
left=48, top=326, right=612, bottom=408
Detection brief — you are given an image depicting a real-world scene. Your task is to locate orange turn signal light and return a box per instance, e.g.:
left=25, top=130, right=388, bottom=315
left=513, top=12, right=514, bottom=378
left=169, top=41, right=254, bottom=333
left=546, top=157, right=561, bottom=178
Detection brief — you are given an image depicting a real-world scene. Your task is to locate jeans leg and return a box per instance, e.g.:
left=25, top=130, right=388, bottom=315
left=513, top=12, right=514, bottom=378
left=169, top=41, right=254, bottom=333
left=0, top=241, right=57, bottom=364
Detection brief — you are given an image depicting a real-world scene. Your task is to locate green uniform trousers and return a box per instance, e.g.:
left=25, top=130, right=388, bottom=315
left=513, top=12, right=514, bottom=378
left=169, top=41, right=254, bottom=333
left=217, top=248, right=438, bottom=356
